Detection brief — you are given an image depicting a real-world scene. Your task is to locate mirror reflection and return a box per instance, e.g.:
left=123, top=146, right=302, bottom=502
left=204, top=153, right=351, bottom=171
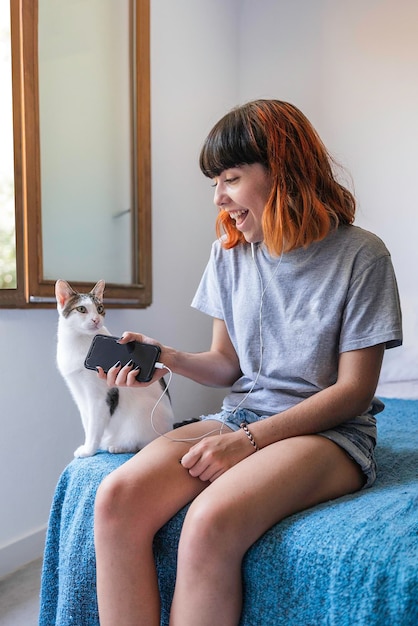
left=38, top=0, right=134, bottom=284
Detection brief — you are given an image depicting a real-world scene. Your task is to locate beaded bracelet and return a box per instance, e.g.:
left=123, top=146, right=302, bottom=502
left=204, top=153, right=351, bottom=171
left=240, top=422, right=259, bottom=452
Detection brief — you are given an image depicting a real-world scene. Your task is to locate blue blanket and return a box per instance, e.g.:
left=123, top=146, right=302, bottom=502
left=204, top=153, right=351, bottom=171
left=39, top=398, right=418, bottom=625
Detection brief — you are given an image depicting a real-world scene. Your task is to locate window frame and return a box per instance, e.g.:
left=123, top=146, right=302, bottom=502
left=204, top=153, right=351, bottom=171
left=1, top=0, right=152, bottom=309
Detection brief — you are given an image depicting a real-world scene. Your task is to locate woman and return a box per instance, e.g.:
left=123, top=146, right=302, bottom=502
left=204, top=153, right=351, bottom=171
left=94, top=100, right=402, bottom=625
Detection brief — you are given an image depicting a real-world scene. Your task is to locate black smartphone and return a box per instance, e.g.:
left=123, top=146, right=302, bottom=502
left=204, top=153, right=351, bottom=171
left=84, top=335, right=161, bottom=383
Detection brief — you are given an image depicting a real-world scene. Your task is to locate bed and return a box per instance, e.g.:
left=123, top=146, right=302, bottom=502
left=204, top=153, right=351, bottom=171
left=39, top=397, right=418, bottom=625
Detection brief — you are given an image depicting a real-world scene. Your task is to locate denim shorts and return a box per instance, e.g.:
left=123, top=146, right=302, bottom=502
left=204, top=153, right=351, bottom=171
left=201, top=407, right=377, bottom=488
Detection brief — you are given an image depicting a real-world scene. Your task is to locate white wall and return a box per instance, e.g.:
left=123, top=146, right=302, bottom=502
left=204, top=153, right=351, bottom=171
left=238, top=0, right=418, bottom=384
left=1, top=0, right=417, bottom=577
left=0, top=0, right=239, bottom=578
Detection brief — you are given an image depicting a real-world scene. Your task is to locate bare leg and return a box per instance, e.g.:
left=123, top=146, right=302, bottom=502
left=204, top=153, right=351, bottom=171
left=94, top=421, right=219, bottom=626
left=169, top=435, right=365, bottom=626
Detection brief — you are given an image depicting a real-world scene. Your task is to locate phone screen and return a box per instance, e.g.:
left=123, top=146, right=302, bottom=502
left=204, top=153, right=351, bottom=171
left=84, top=335, right=161, bottom=383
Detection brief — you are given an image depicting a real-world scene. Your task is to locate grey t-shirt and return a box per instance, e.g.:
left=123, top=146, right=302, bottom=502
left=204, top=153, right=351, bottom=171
left=191, top=225, right=402, bottom=415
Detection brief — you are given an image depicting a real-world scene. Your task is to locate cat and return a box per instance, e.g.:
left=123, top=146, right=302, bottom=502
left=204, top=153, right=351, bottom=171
left=55, top=279, right=174, bottom=457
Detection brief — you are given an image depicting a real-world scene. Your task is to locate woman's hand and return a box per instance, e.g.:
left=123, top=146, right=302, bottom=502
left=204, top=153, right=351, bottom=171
left=180, top=429, right=256, bottom=482
left=96, top=331, right=169, bottom=388
left=96, top=319, right=241, bottom=390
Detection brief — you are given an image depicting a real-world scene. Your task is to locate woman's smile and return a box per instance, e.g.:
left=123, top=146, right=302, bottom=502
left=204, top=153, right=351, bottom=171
left=229, top=209, right=249, bottom=227
left=212, top=163, right=272, bottom=243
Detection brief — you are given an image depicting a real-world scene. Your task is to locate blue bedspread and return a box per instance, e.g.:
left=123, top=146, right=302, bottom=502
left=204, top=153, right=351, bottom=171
left=39, top=398, right=418, bottom=625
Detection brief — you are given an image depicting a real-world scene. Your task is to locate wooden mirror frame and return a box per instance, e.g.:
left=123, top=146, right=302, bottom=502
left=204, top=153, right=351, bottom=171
left=2, top=0, right=151, bottom=308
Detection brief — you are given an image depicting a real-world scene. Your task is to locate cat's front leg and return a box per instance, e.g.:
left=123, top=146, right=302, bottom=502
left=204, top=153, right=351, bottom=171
left=75, top=407, right=108, bottom=457
left=74, top=431, right=103, bottom=457
left=74, top=442, right=100, bottom=458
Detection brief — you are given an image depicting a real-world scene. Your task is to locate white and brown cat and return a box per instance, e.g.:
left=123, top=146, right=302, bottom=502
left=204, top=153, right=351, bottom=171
left=55, top=279, right=174, bottom=457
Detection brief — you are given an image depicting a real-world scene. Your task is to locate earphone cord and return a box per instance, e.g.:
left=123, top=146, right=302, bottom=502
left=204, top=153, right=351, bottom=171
left=150, top=242, right=284, bottom=441
left=231, top=242, right=283, bottom=415
left=150, top=365, right=227, bottom=443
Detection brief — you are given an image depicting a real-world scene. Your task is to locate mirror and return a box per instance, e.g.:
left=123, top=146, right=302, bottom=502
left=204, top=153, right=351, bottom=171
left=39, top=0, right=135, bottom=284
left=1, top=0, right=151, bottom=308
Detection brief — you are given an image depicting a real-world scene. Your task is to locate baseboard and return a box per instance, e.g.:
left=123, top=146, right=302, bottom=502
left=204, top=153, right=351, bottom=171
left=0, top=525, right=46, bottom=579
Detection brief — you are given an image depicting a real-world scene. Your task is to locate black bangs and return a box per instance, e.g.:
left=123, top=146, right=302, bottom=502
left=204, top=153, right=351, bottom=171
left=199, top=106, right=267, bottom=178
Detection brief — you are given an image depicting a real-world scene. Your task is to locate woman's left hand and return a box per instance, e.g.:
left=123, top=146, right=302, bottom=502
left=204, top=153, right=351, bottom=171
left=180, top=429, right=256, bottom=482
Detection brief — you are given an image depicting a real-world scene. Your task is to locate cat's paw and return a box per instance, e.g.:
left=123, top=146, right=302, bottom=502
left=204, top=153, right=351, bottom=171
left=107, top=445, right=139, bottom=454
left=74, top=444, right=97, bottom=458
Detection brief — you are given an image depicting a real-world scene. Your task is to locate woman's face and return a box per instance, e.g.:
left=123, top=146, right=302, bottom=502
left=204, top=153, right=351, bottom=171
left=212, top=163, right=272, bottom=243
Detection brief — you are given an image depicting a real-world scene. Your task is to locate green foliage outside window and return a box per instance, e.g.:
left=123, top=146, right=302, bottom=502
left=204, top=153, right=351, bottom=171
left=0, top=3, right=17, bottom=290
left=0, top=180, right=16, bottom=289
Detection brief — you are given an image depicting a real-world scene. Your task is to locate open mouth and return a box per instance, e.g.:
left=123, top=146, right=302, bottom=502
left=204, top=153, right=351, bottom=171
left=229, top=209, right=249, bottom=227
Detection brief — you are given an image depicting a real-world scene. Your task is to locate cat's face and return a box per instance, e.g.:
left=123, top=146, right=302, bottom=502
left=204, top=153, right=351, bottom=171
left=55, top=279, right=106, bottom=335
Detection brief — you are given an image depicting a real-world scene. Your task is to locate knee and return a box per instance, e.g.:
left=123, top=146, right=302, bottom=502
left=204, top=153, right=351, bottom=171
left=95, top=473, right=128, bottom=531
left=179, top=498, right=235, bottom=564
left=94, top=472, right=148, bottom=542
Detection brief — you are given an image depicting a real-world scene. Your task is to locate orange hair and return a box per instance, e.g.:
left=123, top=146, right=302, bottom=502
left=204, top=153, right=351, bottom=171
left=199, top=100, right=356, bottom=255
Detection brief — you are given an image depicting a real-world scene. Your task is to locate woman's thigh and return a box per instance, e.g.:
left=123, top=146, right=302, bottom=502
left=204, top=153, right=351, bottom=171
left=180, top=434, right=364, bottom=554
left=95, top=420, right=228, bottom=535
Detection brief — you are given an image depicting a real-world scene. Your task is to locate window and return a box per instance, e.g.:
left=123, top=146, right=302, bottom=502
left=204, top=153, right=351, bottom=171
left=0, top=0, right=151, bottom=308
left=0, top=1, right=17, bottom=296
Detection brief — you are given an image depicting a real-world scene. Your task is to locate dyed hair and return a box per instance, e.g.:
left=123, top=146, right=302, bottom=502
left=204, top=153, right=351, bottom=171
left=199, top=100, right=356, bottom=255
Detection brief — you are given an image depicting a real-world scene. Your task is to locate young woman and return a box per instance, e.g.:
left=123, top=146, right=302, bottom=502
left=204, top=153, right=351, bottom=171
left=94, top=100, right=402, bottom=625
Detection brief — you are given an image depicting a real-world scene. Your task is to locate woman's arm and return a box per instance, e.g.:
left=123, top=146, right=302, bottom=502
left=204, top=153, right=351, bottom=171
left=101, top=318, right=242, bottom=389
left=165, top=317, right=242, bottom=387
left=180, top=343, right=385, bottom=482
left=249, top=343, right=385, bottom=449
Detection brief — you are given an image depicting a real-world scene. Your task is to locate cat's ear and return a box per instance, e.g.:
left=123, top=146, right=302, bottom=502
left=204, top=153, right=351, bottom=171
left=91, top=280, right=105, bottom=302
left=55, top=279, right=77, bottom=309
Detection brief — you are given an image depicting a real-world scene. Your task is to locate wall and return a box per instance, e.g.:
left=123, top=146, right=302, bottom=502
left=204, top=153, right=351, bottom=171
left=1, top=0, right=417, bottom=577
left=238, top=0, right=418, bottom=384
left=0, top=0, right=239, bottom=578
